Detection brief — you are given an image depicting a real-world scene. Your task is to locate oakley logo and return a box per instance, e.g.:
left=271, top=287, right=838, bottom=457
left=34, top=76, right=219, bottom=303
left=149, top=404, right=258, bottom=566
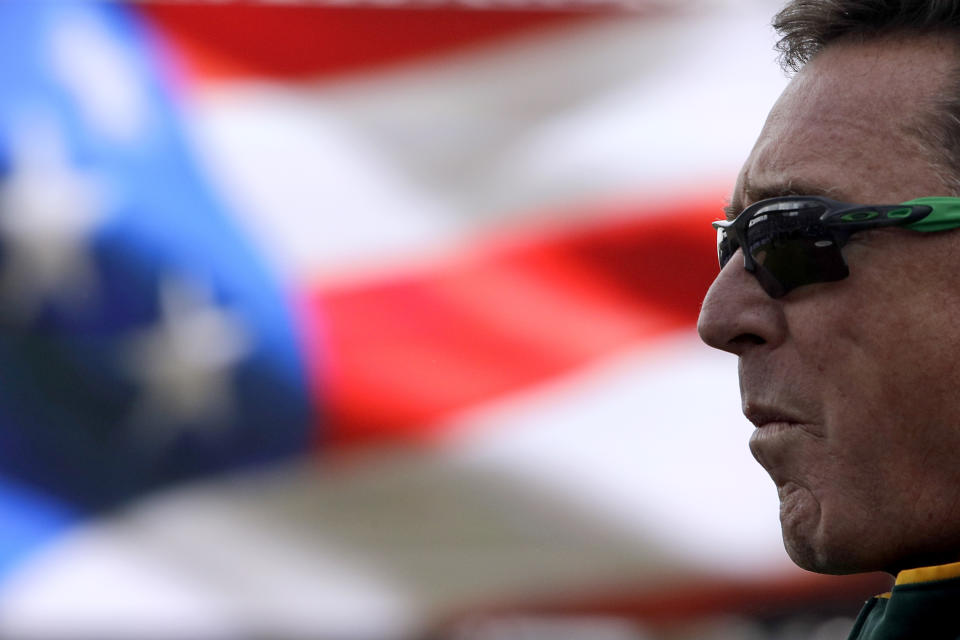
left=841, top=210, right=879, bottom=222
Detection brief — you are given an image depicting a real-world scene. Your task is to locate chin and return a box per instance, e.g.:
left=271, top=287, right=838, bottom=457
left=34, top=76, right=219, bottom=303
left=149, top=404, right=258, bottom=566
left=783, top=532, right=878, bottom=576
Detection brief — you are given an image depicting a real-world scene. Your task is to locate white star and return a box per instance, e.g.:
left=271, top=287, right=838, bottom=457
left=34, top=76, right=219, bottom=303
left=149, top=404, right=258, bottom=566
left=0, top=116, right=106, bottom=321
left=122, top=277, right=253, bottom=440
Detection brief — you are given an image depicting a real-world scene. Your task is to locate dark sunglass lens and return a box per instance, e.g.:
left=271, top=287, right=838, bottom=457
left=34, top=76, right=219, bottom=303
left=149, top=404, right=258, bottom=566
left=749, top=229, right=849, bottom=296
left=741, top=201, right=850, bottom=296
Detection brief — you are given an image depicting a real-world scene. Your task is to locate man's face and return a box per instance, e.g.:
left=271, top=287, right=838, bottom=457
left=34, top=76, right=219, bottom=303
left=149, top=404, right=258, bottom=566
left=698, top=35, right=960, bottom=575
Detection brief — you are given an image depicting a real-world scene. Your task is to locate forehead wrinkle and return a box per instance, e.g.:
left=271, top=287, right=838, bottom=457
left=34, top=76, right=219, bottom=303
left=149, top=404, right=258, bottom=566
left=740, top=113, right=902, bottom=207
left=730, top=33, right=960, bottom=228
left=765, top=38, right=955, bottom=200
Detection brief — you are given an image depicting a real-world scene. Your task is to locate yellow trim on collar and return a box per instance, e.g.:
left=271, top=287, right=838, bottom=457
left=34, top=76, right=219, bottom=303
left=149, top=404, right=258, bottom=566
left=895, top=561, right=960, bottom=586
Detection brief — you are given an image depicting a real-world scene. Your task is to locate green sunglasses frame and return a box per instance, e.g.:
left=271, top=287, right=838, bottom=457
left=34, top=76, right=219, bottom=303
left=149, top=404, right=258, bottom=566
left=713, top=196, right=960, bottom=297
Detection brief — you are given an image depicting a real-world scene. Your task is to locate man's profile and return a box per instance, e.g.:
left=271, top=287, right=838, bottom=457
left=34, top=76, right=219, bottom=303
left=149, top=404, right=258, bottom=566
left=698, top=1, right=960, bottom=638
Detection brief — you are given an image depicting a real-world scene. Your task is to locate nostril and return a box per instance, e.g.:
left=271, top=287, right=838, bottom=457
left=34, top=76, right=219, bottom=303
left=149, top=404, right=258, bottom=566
left=731, top=333, right=765, bottom=346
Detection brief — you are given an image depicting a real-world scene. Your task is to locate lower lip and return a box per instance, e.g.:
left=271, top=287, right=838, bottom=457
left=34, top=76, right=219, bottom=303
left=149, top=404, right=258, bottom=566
left=748, top=422, right=813, bottom=470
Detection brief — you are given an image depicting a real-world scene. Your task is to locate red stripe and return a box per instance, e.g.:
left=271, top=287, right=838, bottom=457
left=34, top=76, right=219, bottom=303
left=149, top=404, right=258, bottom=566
left=304, top=195, right=723, bottom=448
left=443, top=570, right=891, bottom=625
left=139, top=4, right=608, bottom=84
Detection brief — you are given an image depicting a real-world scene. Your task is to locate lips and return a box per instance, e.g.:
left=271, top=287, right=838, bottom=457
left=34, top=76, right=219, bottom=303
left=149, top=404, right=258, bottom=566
left=745, top=401, right=823, bottom=477
left=744, top=403, right=807, bottom=430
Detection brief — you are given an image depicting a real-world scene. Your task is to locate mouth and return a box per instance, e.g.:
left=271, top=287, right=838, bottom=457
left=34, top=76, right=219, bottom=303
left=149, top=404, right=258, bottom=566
left=744, top=404, right=806, bottom=430
left=744, top=403, right=823, bottom=449
left=746, top=402, right=823, bottom=474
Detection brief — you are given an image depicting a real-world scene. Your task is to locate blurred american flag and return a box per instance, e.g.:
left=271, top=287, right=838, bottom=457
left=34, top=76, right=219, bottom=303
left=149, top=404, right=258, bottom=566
left=0, top=2, right=887, bottom=639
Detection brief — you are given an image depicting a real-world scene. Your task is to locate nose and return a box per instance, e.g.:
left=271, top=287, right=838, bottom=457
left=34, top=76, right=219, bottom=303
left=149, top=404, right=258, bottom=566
left=697, top=252, right=787, bottom=356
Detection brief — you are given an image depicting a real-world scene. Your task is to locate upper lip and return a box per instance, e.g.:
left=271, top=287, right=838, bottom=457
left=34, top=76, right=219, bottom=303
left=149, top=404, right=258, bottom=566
left=743, top=403, right=806, bottom=428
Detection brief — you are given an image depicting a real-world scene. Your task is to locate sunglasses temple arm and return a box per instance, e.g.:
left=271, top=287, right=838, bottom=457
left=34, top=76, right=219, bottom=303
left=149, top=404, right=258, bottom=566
left=902, top=197, right=960, bottom=233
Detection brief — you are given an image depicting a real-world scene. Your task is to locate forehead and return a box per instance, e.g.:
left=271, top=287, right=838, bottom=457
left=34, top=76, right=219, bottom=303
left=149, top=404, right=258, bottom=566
left=735, top=34, right=958, bottom=211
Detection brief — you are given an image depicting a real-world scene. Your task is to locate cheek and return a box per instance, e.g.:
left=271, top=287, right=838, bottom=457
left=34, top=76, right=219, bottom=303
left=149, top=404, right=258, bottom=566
left=862, top=316, right=960, bottom=439
left=802, top=274, right=958, bottom=443
left=775, top=240, right=960, bottom=568
left=787, top=308, right=907, bottom=497
left=811, top=297, right=960, bottom=516
left=815, top=339, right=919, bottom=484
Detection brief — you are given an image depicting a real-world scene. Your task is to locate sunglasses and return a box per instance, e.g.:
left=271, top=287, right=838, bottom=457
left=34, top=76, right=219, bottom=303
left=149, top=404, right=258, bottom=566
left=713, top=195, right=960, bottom=298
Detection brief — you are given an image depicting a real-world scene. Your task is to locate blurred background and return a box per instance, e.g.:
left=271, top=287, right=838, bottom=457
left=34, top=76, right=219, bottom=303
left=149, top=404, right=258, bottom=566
left=0, top=1, right=891, bottom=638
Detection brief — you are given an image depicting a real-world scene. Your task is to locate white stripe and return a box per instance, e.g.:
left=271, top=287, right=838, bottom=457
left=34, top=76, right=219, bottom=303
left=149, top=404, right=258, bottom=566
left=185, top=6, right=787, bottom=278
left=446, top=330, right=788, bottom=574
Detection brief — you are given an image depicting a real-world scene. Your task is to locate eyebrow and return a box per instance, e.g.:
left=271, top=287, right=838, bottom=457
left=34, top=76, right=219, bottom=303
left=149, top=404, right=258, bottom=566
left=723, top=181, right=843, bottom=220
